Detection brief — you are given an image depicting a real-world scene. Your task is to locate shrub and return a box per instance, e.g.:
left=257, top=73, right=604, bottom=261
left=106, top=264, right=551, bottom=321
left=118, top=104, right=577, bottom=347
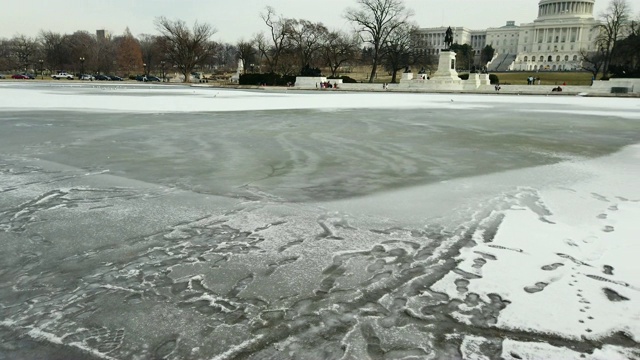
left=458, top=74, right=469, bottom=80
left=239, top=73, right=296, bottom=86
left=611, top=87, right=629, bottom=93
left=489, top=74, right=500, bottom=84
left=339, top=76, right=357, bottom=83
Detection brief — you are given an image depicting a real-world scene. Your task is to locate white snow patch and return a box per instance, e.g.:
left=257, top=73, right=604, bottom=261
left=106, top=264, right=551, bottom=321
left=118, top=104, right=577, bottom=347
left=431, top=144, right=640, bottom=341
left=502, top=339, right=638, bottom=360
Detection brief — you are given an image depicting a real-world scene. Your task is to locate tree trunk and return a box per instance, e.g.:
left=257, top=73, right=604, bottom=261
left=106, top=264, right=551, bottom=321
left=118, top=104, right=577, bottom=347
left=331, top=66, right=338, bottom=77
left=369, top=59, right=378, bottom=83
left=181, top=68, right=189, bottom=83
left=391, top=69, right=398, bottom=83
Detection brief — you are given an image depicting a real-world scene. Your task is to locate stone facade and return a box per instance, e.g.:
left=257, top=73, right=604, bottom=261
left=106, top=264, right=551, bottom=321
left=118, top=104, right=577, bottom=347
left=412, top=0, right=600, bottom=71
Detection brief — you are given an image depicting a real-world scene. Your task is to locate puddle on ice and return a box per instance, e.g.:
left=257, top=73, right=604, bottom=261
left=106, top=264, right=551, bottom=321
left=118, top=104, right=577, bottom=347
left=1, top=85, right=639, bottom=359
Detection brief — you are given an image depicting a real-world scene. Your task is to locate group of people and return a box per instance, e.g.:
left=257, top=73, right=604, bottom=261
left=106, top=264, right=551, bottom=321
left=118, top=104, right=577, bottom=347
left=316, top=81, right=338, bottom=89
left=527, top=76, right=541, bottom=85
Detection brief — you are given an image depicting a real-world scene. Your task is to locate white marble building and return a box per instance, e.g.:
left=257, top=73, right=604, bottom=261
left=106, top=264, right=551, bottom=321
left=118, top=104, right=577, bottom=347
left=413, top=0, right=600, bottom=71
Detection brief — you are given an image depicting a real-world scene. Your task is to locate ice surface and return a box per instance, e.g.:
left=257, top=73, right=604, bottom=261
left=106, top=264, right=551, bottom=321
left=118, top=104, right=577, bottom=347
left=1, top=83, right=639, bottom=359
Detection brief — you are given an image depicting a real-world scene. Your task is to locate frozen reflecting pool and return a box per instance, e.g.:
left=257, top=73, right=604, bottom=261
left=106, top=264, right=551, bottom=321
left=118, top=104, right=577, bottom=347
left=1, top=83, right=639, bottom=359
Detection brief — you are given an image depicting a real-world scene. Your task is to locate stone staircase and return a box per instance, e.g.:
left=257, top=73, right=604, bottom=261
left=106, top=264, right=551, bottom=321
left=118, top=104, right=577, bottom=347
left=487, top=54, right=517, bottom=72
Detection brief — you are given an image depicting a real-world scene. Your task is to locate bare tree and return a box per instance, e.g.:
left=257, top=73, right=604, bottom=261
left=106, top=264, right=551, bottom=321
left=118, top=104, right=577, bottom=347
left=288, top=19, right=328, bottom=70
left=11, top=35, right=40, bottom=72
left=580, top=48, right=607, bottom=78
left=139, top=34, right=164, bottom=75
left=67, top=31, right=96, bottom=74
left=255, top=7, right=293, bottom=73
left=604, top=14, right=640, bottom=78
left=344, top=0, right=414, bottom=83
left=155, top=17, right=217, bottom=82
left=236, top=39, right=257, bottom=73
left=381, top=23, right=418, bottom=83
left=0, top=38, right=14, bottom=71
left=93, top=35, right=116, bottom=75
left=212, top=42, right=236, bottom=71
left=39, top=31, right=70, bottom=72
left=323, top=30, right=360, bottom=77
left=595, top=0, right=632, bottom=77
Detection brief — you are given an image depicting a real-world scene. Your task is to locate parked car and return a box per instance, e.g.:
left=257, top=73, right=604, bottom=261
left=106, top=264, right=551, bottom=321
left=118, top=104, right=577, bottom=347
left=51, top=72, right=74, bottom=80
left=0, top=74, right=6, bottom=79
left=146, top=76, right=161, bottom=82
left=95, top=74, right=110, bottom=81
left=108, top=75, right=123, bottom=81
left=23, top=73, right=36, bottom=79
left=80, top=74, right=94, bottom=81
left=11, top=74, right=30, bottom=79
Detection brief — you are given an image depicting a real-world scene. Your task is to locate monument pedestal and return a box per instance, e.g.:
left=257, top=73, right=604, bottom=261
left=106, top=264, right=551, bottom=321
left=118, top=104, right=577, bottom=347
left=398, top=49, right=488, bottom=91
left=294, top=77, right=343, bottom=89
left=431, top=51, right=460, bottom=82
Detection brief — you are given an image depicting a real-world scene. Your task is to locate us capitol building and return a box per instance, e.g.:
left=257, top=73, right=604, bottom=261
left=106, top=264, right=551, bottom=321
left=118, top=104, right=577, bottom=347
left=412, top=0, right=601, bottom=71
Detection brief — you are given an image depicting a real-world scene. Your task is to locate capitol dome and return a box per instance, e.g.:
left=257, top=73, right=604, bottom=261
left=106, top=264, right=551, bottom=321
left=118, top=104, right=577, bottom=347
left=536, top=0, right=596, bottom=21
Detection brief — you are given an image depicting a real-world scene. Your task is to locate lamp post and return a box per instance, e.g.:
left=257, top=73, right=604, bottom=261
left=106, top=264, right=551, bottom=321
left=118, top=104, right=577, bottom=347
left=79, top=57, right=85, bottom=78
left=143, top=63, right=147, bottom=81
left=39, top=59, right=44, bottom=80
left=160, top=61, right=165, bottom=82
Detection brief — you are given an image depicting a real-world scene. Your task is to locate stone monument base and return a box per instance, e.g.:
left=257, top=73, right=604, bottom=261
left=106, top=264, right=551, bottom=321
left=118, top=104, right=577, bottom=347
left=295, top=77, right=343, bottom=88
left=397, top=50, right=493, bottom=91
left=430, top=51, right=461, bottom=83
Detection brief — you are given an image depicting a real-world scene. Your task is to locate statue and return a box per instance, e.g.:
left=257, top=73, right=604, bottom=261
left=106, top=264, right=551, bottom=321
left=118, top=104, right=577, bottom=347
left=237, top=59, right=244, bottom=74
left=300, top=64, right=321, bottom=77
left=444, top=26, right=453, bottom=51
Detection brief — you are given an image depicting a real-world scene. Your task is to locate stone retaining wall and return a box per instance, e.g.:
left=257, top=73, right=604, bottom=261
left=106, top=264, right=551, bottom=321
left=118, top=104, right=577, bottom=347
left=288, top=76, right=640, bottom=96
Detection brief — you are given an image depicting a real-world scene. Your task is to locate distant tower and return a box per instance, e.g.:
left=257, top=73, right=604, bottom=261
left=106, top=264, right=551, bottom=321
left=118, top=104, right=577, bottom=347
left=96, top=29, right=111, bottom=41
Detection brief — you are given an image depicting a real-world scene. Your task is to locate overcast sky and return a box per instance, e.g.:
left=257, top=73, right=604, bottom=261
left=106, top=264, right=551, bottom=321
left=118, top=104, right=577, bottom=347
left=1, top=0, right=638, bottom=42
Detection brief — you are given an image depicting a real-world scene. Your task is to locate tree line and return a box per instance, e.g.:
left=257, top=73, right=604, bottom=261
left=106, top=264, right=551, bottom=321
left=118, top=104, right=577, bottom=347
left=0, top=0, right=638, bottom=82
left=0, top=0, right=437, bottom=83
left=582, top=0, right=640, bottom=78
